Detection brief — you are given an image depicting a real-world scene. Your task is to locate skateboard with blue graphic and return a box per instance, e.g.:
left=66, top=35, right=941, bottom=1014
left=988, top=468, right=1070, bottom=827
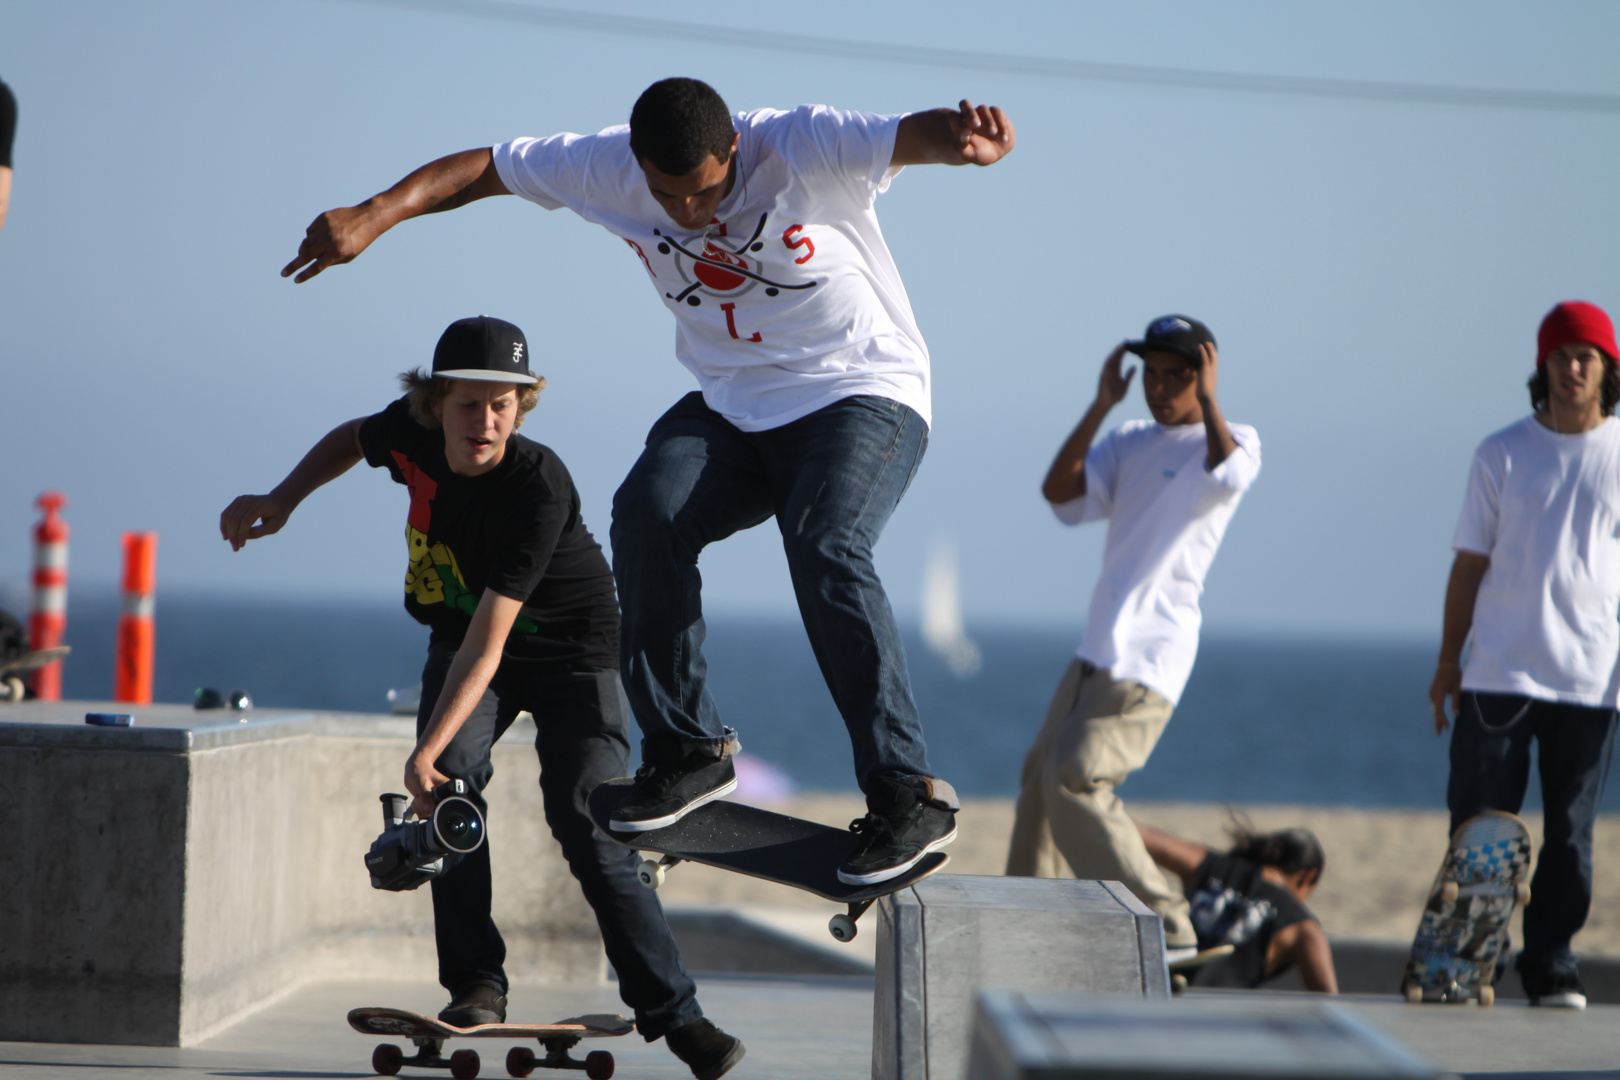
left=1400, top=811, right=1533, bottom=1005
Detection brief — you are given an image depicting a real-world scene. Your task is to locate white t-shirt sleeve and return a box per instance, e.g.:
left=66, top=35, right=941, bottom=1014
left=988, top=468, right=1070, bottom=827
left=766, top=105, right=904, bottom=203
left=492, top=131, right=610, bottom=212
left=1206, top=427, right=1262, bottom=492
left=1453, top=440, right=1502, bottom=556
left=1052, top=429, right=1119, bottom=525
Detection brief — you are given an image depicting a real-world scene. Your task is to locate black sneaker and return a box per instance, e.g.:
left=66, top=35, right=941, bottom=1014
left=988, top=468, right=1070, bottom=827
left=610, top=751, right=738, bottom=832
left=1526, top=968, right=1587, bottom=1010
left=838, top=776, right=958, bottom=886
left=438, top=983, right=507, bottom=1027
left=665, top=1018, right=746, bottom=1080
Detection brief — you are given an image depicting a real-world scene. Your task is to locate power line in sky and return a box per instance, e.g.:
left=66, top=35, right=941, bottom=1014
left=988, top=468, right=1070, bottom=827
left=345, top=0, right=1620, bottom=116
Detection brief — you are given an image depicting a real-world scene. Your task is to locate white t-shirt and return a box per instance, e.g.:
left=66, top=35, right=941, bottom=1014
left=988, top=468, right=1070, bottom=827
left=1053, top=419, right=1262, bottom=705
left=493, top=106, right=930, bottom=432
left=1454, top=415, right=1620, bottom=707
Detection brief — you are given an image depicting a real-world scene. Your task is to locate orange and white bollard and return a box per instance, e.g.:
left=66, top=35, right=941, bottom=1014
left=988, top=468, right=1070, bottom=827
left=113, top=532, right=158, bottom=704
left=29, top=492, right=69, bottom=701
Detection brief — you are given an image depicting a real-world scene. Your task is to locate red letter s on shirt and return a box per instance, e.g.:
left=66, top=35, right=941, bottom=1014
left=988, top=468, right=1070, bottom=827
left=782, top=225, right=815, bottom=265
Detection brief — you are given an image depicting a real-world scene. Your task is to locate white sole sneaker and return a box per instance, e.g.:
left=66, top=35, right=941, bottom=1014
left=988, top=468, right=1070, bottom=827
left=608, top=774, right=738, bottom=833
left=836, top=825, right=957, bottom=886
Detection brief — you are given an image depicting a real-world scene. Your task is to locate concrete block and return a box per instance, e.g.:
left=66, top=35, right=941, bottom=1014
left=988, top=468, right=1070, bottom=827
left=965, top=990, right=1440, bottom=1080
left=872, top=874, right=1169, bottom=1080
left=0, top=702, right=602, bottom=1046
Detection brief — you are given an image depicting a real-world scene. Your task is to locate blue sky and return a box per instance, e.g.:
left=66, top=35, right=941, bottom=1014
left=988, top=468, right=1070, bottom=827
left=2, top=0, right=1617, bottom=636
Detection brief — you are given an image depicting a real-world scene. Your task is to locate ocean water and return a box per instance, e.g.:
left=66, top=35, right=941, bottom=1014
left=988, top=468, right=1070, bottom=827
left=23, top=590, right=1597, bottom=811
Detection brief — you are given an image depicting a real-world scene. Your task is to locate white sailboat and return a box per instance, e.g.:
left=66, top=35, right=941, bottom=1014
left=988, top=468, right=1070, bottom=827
left=920, top=538, right=982, bottom=678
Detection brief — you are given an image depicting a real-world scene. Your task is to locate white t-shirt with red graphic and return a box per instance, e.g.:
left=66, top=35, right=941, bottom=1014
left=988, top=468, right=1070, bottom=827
left=492, top=106, right=930, bottom=433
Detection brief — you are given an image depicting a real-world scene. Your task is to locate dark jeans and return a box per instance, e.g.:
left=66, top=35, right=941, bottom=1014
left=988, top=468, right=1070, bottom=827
left=610, top=392, right=932, bottom=793
left=1448, top=690, right=1619, bottom=976
left=417, top=640, right=701, bottom=1040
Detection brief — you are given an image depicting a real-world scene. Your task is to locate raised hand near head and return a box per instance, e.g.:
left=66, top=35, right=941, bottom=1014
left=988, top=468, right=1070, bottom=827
left=1194, top=341, right=1220, bottom=403
left=1097, top=343, right=1136, bottom=410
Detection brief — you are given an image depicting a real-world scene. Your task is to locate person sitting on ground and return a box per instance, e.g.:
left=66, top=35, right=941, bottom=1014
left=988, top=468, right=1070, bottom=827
left=219, top=316, right=744, bottom=1080
left=1136, top=818, right=1338, bottom=992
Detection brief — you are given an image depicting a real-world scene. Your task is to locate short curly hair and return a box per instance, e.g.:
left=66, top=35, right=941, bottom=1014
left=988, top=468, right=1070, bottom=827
left=629, top=78, right=735, bottom=175
left=399, top=369, right=544, bottom=430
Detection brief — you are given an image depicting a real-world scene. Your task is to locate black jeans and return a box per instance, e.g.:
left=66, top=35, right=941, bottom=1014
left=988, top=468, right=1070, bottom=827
left=417, top=639, right=702, bottom=1039
left=1448, top=691, right=1619, bottom=976
left=610, top=392, right=932, bottom=791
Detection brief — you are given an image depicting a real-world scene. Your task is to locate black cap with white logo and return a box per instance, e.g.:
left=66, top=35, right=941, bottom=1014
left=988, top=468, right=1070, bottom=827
left=1124, top=314, right=1216, bottom=363
left=432, top=316, right=536, bottom=384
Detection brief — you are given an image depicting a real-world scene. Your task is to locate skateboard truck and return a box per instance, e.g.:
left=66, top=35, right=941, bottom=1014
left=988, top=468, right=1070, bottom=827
left=372, top=1035, right=614, bottom=1079
left=637, top=854, right=680, bottom=889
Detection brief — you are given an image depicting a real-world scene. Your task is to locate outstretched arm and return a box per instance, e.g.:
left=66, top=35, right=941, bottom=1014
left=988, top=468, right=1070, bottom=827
left=1135, top=820, right=1209, bottom=888
left=1043, top=344, right=1133, bottom=504
left=1429, top=551, right=1489, bottom=734
left=892, top=100, right=1015, bottom=167
left=219, top=419, right=364, bottom=549
left=404, top=590, right=524, bottom=815
left=281, top=148, right=510, bottom=283
left=1268, top=920, right=1338, bottom=993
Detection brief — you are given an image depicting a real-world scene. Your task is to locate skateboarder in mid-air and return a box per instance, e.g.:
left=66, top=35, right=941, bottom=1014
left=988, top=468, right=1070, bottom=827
left=1428, top=300, right=1620, bottom=1010
left=281, top=78, right=1017, bottom=887
left=220, top=317, right=744, bottom=1080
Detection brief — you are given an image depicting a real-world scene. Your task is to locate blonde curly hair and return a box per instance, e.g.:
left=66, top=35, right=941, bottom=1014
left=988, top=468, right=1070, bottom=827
left=399, top=369, right=545, bottom=430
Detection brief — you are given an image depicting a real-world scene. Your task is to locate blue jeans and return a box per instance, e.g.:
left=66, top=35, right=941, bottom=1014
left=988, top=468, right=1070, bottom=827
left=417, top=641, right=702, bottom=1040
left=1447, top=690, right=1619, bottom=977
left=610, top=392, right=932, bottom=793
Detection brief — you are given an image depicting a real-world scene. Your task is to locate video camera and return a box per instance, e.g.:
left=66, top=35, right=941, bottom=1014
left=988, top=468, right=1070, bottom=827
left=364, top=780, right=486, bottom=891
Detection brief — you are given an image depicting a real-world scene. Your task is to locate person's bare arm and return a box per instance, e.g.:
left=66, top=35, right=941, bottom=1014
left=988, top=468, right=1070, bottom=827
left=281, top=149, right=510, bottom=283
left=219, top=419, right=364, bottom=549
left=892, top=100, right=1015, bottom=167
left=1193, top=342, right=1239, bottom=470
left=1136, top=821, right=1209, bottom=886
left=405, top=590, right=524, bottom=815
left=1268, top=919, right=1338, bottom=993
left=0, top=167, right=12, bottom=232
left=1429, top=551, right=1490, bottom=735
left=1043, top=344, right=1133, bottom=504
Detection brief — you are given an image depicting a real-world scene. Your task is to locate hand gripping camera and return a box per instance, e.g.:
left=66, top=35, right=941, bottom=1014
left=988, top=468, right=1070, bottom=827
left=364, top=780, right=486, bottom=891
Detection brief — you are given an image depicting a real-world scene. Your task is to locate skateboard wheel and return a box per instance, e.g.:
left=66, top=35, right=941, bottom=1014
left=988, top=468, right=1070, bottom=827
left=1478, top=985, right=1494, bottom=1007
left=1440, top=881, right=1459, bottom=903
left=1515, top=883, right=1531, bottom=906
left=1404, top=984, right=1423, bottom=1004
left=372, top=1044, right=404, bottom=1076
left=584, top=1050, right=614, bottom=1080
left=450, top=1048, right=480, bottom=1080
left=505, top=1046, right=535, bottom=1078
left=1170, top=973, right=1188, bottom=994
left=637, top=860, right=665, bottom=889
left=1, top=676, right=23, bottom=703
left=828, top=913, right=858, bottom=942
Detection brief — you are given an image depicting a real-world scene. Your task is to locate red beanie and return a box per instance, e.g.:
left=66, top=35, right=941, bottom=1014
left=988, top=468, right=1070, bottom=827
left=1537, top=301, right=1617, bottom=367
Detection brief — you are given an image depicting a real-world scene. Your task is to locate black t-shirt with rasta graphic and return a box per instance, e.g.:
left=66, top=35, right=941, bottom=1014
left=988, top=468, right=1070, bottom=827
left=358, top=397, right=619, bottom=670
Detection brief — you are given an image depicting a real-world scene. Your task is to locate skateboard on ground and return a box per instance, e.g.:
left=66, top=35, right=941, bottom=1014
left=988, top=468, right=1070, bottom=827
left=1166, top=944, right=1238, bottom=993
left=349, top=1007, right=631, bottom=1080
left=1400, top=810, right=1533, bottom=1006
left=0, top=645, right=69, bottom=702
left=588, top=777, right=950, bottom=943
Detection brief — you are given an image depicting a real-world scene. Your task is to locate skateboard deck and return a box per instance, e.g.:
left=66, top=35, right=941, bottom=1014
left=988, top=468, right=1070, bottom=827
left=0, top=646, right=69, bottom=701
left=588, top=776, right=949, bottom=942
left=1400, top=810, right=1533, bottom=1005
left=349, top=1008, right=630, bottom=1079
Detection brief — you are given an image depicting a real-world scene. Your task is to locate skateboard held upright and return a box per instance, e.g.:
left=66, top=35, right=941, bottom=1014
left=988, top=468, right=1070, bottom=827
left=588, top=777, right=949, bottom=943
left=1400, top=810, right=1533, bottom=1006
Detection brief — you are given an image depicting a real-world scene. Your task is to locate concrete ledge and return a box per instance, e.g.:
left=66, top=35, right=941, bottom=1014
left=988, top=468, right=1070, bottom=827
left=1, top=702, right=602, bottom=1046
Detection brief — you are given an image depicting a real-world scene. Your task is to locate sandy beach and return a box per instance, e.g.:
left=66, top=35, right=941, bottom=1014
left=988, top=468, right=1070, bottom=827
left=653, top=795, right=1620, bottom=955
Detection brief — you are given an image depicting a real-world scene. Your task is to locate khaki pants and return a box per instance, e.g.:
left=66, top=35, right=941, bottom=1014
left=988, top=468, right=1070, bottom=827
left=1005, top=658, right=1193, bottom=946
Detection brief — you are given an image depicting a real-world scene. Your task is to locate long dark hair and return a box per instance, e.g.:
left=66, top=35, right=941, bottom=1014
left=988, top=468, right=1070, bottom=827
left=1226, top=816, right=1325, bottom=879
left=1527, top=355, right=1620, bottom=416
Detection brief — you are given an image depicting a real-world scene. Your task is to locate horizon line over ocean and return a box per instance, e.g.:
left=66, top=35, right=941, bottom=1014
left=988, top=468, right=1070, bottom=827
left=1, top=587, right=1591, bottom=813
